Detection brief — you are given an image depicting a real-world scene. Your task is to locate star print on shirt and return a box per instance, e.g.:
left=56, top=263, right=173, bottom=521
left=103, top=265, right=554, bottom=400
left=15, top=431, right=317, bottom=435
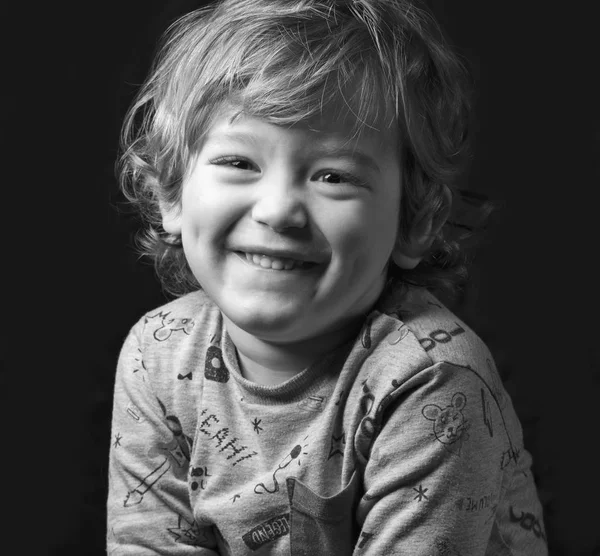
left=167, top=514, right=209, bottom=546
left=413, top=484, right=429, bottom=501
left=251, top=418, right=263, bottom=434
left=328, top=431, right=346, bottom=459
left=113, top=433, right=122, bottom=448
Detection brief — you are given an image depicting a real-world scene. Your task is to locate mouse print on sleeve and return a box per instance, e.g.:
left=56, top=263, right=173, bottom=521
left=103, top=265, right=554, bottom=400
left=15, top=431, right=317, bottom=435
left=422, top=392, right=470, bottom=455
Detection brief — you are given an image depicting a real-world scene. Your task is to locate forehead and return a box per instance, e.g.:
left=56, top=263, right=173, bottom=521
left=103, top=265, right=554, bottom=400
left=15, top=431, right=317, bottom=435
left=206, top=102, right=399, bottom=154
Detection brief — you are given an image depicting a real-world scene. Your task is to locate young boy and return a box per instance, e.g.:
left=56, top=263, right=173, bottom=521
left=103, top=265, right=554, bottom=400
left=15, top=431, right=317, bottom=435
left=108, top=1, right=547, bottom=554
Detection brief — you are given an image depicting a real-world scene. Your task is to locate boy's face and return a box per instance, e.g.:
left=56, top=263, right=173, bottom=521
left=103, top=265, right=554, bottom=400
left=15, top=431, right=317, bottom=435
left=172, top=107, right=401, bottom=344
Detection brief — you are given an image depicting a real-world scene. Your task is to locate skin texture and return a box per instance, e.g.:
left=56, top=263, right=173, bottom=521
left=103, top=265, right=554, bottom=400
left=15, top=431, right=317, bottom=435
left=162, top=107, right=415, bottom=383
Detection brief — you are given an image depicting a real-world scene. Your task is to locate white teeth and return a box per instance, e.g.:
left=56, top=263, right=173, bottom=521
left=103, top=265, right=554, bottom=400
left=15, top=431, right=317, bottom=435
left=242, top=252, right=305, bottom=270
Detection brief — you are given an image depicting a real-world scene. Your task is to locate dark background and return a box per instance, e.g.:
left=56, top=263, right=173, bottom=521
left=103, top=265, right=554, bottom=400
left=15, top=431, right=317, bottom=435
left=25, top=1, right=598, bottom=554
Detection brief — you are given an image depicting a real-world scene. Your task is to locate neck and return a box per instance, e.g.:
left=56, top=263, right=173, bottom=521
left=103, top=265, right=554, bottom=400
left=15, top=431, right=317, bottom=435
left=223, top=316, right=363, bottom=386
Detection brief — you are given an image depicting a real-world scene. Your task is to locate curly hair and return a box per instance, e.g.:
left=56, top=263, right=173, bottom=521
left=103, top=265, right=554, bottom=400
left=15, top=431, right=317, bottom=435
left=119, top=0, right=492, bottom=299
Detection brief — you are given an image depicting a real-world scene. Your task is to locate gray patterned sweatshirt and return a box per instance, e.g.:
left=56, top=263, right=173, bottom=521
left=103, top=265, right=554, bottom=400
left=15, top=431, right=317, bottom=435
left=107, top=282, right=547, bottom=555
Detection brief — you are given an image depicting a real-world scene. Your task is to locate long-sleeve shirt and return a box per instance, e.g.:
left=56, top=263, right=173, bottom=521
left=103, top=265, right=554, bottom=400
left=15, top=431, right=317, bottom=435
left=107, top=281, right=548, bottom=555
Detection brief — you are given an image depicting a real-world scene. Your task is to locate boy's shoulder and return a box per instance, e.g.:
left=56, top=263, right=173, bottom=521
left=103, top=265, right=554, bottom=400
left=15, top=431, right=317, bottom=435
left=375, top=283, right=494, bottom=372
left=131, top=288, right=219, bottom=346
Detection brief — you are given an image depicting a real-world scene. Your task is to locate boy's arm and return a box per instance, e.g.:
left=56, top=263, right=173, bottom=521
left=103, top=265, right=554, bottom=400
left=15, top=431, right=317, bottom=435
left=107, top=322, right=220, bottom=555
left=353, top=361, right=547, bottom=556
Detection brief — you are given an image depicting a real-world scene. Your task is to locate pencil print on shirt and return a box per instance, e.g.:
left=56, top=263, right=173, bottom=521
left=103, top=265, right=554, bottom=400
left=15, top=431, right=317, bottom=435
left=123, top=458, right=170, bottom=507
left=443, top=362, right=520, bottom=470
left=145, top=311, right=195, bottom=342
left=422, top=392, right=470, bottom=455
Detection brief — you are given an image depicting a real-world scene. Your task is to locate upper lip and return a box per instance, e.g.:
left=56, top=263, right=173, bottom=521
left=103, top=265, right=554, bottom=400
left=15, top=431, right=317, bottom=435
left=231, top=246, right=328, bottom=264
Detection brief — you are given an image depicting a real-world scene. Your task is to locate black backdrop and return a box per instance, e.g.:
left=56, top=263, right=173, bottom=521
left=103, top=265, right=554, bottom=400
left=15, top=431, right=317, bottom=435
left=27, top=1, right=598, bottom=554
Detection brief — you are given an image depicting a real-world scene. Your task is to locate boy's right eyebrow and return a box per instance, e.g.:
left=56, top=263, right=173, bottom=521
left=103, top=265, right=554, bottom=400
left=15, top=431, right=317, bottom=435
left=204, top=131, right=263, bottom=148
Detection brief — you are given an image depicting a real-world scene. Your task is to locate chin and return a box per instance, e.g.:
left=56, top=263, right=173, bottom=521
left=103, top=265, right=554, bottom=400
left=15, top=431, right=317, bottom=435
left=223, top=304, right=319, bottom=343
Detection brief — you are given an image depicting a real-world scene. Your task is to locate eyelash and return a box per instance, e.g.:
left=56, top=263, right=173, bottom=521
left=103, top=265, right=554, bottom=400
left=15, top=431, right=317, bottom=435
left=211, top=156, right=256, bottom=171
left=312, top=170, right=366, bottom=188
left=210, top=157, right=366, bottom=188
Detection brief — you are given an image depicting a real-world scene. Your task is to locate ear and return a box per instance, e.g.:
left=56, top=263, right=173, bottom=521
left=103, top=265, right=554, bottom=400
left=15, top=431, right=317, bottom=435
left=452, top=392, right=466, bottom=410
left=422, top=404, right=441, bottom=421
left=391, top=185, right=452, bottom=270
left=159, top=199, right=182, bottom=235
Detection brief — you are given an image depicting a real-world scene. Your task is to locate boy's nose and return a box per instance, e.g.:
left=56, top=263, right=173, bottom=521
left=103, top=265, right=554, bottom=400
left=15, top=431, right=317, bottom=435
left=251, top=183, right=308, bottom=231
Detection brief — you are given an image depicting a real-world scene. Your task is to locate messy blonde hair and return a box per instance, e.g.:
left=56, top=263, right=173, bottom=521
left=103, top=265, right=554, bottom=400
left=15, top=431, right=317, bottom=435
left=119, top=0, right=490, bottom=298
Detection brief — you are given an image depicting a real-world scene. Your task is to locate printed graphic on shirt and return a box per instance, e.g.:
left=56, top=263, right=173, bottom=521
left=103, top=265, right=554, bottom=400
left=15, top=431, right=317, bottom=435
left=335, top=388, right=348, bottom=406
left=251, top=418, right=263, bottom=434
left=242, top=513, right=291, bottom=550
left=418, top=322, right=466, bottom=352
left=413, top=484, right=429, bottom=502
left=509, top=506, right=547, bottom=544
left=198, top=409, right=258, bottom=466
left=443, top=362, right=520, bottom=471
left=422, top=392, right=470, bottom=455
left=122, top=398, right=194, bottom=507
left=254, top=438, right=309, bottom=495
left=204, top=344, right=229, bottom=383
left=486, top=357, right=506, bottom=407
left=153, top=398, right=192, bottom=470
left=189, top=465, right=211, bottom=491
left=126, top=402, right=145, bottom=424
left=145, top=311, right=195, bottom=342
left=113, top=433, right=122, bottom=448
left=356, top=531, right=374, bottom=549
left=298, top=394, right=327, bottom=412
left=456, top=492, right=499, bottom=525
left=328, top=431, right=345, bottom=459
left=481, top=388, right=494, bottom=437
left=123, top=458, right=170, bottom=507
left=500, top=445, right=521, bottom=470
left=361, top=316, right=374, bottom=349
left=132, top=348, right=146, bottom=381
left=359, top=380, right=375, bottom=416
left=455, top=492, right=494, bottom=513
left=358, top=378, right=403, bottom=455
left=387, top=322, right=410, bottom=345
left=167, top=513, right=209, bottom=546
left=434, top=536, right=461, bottom=555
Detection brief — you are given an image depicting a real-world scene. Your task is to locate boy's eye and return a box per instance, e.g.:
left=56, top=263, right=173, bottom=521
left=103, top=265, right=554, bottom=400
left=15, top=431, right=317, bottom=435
left=211, top=156, right=256, bottom=171
left=313, top=170, right=365, bottom=188
left=320, top=172, right=344, bottom=184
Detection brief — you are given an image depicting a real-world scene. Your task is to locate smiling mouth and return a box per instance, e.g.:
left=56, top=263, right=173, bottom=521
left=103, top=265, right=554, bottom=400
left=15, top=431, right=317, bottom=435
left=235, top=251, right=317, bottom=271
